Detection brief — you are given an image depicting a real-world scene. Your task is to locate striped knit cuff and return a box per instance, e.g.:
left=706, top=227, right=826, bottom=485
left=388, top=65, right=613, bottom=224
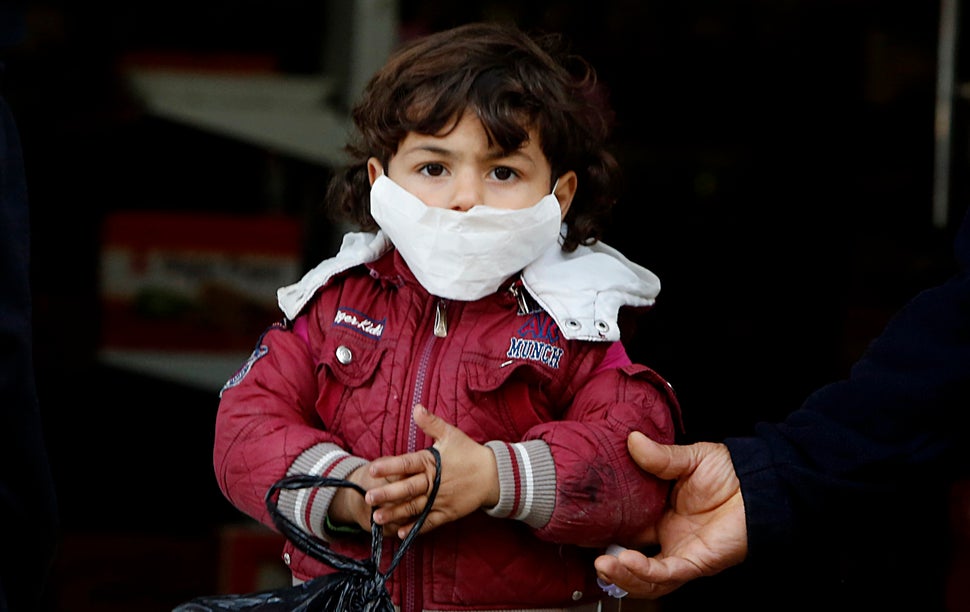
left=277, top=442, right=368, bottom=542
left=483, top=439, right=556, bottom=528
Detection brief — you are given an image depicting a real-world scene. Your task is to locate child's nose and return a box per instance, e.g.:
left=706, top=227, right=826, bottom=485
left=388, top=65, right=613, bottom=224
left=449, top=173, right=482, bottom=211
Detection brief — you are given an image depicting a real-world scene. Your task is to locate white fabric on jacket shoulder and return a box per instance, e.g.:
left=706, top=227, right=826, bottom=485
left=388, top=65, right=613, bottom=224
left=521, top=238, right=660, bottom=342
left=277, top=231, right=392, bottom=320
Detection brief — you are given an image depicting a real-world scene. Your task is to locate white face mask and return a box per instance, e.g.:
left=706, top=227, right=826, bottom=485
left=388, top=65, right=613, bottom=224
left=370, top=174, right=563, bottom=301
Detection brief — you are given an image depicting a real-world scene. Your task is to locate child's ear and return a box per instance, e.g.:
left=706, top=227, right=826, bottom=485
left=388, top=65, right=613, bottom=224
left=554, top=171, right=578, bottom=221
left=367, top=158, right=385, bottom=186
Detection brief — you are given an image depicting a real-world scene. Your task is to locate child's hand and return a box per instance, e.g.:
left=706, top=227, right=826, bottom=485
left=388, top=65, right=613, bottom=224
left=365, top=404, right=499, bottom=539
left=330, top=464, right=398, bottom=535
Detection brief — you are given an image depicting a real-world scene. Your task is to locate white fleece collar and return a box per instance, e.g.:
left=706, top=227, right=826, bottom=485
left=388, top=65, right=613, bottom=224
left=277, top=231, right=392, bottom=320
left=277, top=231, right=660, bottom=342
left=521, top=240, right=660, bottom=342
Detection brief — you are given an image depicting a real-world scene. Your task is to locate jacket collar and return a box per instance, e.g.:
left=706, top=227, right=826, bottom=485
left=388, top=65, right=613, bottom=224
left=521, top=240, right=660, bottom=341
left=277, top=231, right=661, bottom=342
left=277, top=231, right=392, bottom=320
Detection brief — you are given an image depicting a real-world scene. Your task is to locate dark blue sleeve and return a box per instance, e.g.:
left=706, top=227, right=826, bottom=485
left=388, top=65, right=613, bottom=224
left=0, top=69, right=59, bottom=611
left=0, top=1, right=26, bottom=48
left=724, top=209, right=970, bottom=557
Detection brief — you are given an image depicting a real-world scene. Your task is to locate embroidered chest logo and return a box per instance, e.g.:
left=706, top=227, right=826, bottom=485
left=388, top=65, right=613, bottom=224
left=333, top=307, right=385, bottom=339
left=506, top=312, right=564, bottom=369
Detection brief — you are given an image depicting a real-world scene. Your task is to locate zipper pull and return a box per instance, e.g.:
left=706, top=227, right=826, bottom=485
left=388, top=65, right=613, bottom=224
left=509, top=283, right=530, bottom=315
left=433, top=300, right=448, bottom=337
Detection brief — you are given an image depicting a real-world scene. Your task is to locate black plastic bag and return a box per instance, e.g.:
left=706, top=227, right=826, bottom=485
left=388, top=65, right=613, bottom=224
left=174, top=447, right=441, bottom=612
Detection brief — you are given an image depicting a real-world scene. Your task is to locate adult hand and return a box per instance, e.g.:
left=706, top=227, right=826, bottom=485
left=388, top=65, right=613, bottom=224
left=365, top=404, right=499, bottom=539
left=594, top=432, right=748, bottom=598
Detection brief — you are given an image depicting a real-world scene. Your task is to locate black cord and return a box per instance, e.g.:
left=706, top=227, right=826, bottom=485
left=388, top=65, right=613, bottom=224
left=265, top=446, right=443, bottom=581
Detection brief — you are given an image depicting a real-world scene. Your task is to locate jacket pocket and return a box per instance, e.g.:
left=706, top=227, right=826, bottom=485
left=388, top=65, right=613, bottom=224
left=459, top=355, right=560, bottom=439
left=316, top=327, right=389, bottom=387
left=314, top=329, right=393, bottom=448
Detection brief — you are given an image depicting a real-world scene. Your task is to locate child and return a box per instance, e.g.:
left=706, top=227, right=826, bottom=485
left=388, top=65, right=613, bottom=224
left=214, top=21, right=679, bottom=612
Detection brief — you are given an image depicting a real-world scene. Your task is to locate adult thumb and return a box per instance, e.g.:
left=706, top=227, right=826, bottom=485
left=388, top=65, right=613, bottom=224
left=627, top=431, right=694, bottom=481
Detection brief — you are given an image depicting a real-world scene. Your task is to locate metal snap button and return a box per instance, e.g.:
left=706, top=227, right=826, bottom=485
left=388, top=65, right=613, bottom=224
left=571, top=590, right=583, bottom=601
left=336, top=345, right=353, bottom=364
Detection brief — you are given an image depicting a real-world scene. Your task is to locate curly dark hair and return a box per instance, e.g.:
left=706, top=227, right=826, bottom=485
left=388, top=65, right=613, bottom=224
left=325, top=21, right=621, bottom=252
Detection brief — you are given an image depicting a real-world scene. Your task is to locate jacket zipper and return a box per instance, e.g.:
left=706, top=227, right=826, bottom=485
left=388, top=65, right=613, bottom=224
left=433, top=299, right=448, bottom=337
left=403, top=297, right=448, bottom=612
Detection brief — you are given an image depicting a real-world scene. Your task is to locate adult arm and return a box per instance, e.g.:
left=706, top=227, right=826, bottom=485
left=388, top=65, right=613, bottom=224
left=0, top=42, right=60, bottom=611
left=729, top=211, right=970, bottom=557
left=594, top=211, right=970, bottom=599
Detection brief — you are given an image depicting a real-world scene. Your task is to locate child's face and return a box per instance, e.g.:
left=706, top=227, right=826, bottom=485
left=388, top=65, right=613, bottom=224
left=368, top=111, right=575, bottom=219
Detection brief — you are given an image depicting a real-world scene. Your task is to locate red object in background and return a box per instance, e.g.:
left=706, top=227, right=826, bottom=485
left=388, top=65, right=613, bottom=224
left=946, top=480, right=970, bottom=612
left=99, top=211, right=302, bottom=353
left=217, top=523, right=289, bottom=594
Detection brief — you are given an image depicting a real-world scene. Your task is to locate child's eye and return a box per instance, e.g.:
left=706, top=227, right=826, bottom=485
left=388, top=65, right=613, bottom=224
left=491, top=167, right=517, bottom=181
left=419, top=163, right=446, bottom=177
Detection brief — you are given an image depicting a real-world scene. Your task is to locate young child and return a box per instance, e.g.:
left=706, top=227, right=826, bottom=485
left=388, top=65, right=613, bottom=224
left=214, top=21, right=679, bottom=612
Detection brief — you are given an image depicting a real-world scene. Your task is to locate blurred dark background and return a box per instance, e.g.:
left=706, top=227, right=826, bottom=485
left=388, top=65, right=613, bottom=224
left=3, top=0, right=969, bottom=610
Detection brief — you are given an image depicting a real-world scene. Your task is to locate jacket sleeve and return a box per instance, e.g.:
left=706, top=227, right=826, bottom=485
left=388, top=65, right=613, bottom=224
left=724, top=211, right=970, bottom=559
left=213, top=319, right=365, bottom=535
left=486, top=346, right=679, bottom=548
left=0, top=87, right=58, bottom=612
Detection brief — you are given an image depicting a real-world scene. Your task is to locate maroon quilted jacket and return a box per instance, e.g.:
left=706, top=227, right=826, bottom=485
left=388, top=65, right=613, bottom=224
left=214, top=248, right=678, bottom=611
